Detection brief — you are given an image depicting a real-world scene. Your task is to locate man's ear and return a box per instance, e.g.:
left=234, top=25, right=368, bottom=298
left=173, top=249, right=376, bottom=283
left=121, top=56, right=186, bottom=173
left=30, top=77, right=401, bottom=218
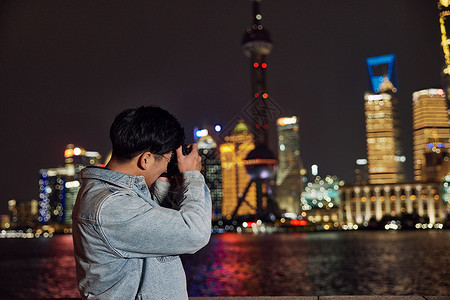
left=138, top=152, right=152, bottom=170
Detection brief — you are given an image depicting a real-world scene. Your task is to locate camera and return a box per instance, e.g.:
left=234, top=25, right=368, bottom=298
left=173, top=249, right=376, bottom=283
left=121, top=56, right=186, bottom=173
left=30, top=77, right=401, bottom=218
left=160, top=144, right=192, bottom=177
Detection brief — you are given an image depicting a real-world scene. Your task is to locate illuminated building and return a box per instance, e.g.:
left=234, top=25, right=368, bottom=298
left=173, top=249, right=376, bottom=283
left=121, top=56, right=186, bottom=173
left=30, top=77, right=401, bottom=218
left=64, top=144, right=102, bottom=224
left=243, top=143, right=277, bottom=219
left=340, top=181, right=448, bottom=228
left=438, top=1, right=450, bottom=98
left=364, top=54, right=405, bottom=184
left=39, top=168, right=68, bottom=223
left=64, top=144, right=102, bottom=175
left=301, top=175, right=342, bottom=230
left=354, top=158, right=369, bottom=185
left=0, top=215, right=11, bottom=229
left=39, top=144, right=102, bottom=225
left=218, top=0, right=278, bottom=221
left=412, top=88, right=450, bottom=181
left=220, top=121, right=257, bottom=219
left=197, top=130, right=223, bottom=221
left=276, top=116, right=303, bottom=216
left=227, top=0, right=278, bottom=220
left=7, top=199, right=38, bottom=228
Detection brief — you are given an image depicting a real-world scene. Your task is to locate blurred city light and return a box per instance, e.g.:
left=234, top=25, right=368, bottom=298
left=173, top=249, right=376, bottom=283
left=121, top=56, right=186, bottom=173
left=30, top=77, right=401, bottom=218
left=311, top=164, right=318, bottom=176
left=195, top=129, right=208, bottom=138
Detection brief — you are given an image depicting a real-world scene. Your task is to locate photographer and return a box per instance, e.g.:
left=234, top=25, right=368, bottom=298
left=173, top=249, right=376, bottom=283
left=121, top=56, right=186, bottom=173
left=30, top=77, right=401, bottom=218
left=72, top=106, right=212, bottom=300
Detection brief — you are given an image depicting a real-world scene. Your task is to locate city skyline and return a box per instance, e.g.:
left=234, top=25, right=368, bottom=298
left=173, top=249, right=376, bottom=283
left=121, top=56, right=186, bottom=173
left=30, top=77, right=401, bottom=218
left=0, top=1, right=443, bottom=214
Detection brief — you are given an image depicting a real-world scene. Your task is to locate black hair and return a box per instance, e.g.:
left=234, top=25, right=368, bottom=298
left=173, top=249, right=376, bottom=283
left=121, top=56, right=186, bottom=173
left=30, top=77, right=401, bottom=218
left=110, top=106, right=185, bottom=161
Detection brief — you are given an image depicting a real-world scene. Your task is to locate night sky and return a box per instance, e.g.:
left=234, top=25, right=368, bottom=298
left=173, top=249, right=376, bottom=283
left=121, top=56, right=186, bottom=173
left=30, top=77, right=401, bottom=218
left=0, top=1, right=443, bottom=214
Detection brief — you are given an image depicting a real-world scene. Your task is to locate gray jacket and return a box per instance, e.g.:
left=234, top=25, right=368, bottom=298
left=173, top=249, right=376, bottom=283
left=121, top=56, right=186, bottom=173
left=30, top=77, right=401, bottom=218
left=72, top=166, right=212, bottom=300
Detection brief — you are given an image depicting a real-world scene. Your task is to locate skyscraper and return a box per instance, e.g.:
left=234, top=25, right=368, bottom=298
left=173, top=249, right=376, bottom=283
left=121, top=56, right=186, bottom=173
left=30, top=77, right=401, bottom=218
left=364, top=54, right=405, bottom=184
left=197, top=132, right=223, bottom=221
left=276, top=116, right=303, bottom=215
left=412, top=88, right=450, bottom=181
left=220, top=121, right=256, bottom=219
left=39, top=144, right=102, bottom=225
left=64, top=144, right=102, bottom=224
left=39, top=167, right=70, bottom=224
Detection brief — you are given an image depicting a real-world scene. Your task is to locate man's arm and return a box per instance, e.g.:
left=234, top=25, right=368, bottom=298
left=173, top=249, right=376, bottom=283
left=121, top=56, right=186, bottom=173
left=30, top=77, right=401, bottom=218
left=151, top=178, right=171, bottom=206
left=152, top=143, right=201, bottom=206
left=98, top=171, right=211, bottom=258
left=98, top=144, right=211, bottom=258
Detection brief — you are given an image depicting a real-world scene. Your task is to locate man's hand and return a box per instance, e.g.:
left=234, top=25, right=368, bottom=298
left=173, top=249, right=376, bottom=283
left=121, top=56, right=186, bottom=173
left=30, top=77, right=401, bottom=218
left=176, top=143, right=202, bottom=173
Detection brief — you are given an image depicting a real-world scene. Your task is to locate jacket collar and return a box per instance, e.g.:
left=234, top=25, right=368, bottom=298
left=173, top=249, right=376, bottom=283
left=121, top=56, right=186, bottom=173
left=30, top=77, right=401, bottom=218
left=80, top=166, right=146, bottom=189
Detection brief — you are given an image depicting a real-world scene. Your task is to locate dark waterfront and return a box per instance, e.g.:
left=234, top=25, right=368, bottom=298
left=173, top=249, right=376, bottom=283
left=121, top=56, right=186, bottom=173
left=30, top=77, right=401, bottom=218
left=0, top=231, right=448, bottom=298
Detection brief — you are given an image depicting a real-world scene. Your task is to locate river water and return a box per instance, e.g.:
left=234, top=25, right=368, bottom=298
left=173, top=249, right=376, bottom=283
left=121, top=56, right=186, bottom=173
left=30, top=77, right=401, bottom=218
left=0, top=231, right=448, bottom=298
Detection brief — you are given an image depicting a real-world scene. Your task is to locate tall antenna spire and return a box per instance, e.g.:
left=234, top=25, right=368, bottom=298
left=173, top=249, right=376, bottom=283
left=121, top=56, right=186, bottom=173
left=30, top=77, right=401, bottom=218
left=241, top=0, right=273, bottom=144
left=252, top=0, right=262, bottom=25
left=232, top=0, right=278, bottom=221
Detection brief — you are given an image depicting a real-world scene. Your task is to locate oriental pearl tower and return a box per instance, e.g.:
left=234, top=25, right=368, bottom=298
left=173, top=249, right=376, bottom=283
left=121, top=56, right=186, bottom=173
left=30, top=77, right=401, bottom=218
left=232, top=0, right=278, bottom=220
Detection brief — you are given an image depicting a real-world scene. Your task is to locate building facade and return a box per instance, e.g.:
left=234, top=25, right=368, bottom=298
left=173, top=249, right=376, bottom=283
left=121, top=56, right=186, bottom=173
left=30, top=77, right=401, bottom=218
left=412, top=88, right=450, bottom=181
left=220, top=121, right=257, bottom=219
left=198, top=134, right=223, bottom=221
left=364, top=54, right=405, bottom=184
left=39, top=144, right=102, bottom=225
left=7, top=199, right=38, bottom=228
left=340, top=182, right=449, bottom=227
left=39, top=167, right=69, bottom=224
left=276, top=116, right=303, bottom=216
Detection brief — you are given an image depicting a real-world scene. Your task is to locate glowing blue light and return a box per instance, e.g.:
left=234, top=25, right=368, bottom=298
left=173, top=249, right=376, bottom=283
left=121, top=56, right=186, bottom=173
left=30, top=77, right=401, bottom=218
left=366, top=54, right=397, bottom=93
left=195, top=129, right=208, bottom=138
left=427, top=144, right=434, bottom=149
left=437, top=143, right=445, bottom=148
left=214, top=125, right=221, bottom=132
left=260, top=170, right=270, bottom=179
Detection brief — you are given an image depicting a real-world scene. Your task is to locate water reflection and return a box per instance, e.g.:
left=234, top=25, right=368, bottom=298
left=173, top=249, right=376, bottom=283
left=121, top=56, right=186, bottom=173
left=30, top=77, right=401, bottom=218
left=182, top=231, right=450, bottom=296
left=33, top=237, right=77, bottom=298
left=0, top=234, right=78, bottom=298
left=0, top=231, right=448, bottom=297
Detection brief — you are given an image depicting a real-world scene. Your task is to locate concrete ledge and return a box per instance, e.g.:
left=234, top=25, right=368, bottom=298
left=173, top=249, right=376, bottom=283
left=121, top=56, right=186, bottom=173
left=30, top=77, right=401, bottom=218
left=9, top=296, right=448, bottom=300
left=190, top=297, right=315, bottom=300
left=5, top=296, right=448, bottom=300
left=189, top=297, right=450, bottom=300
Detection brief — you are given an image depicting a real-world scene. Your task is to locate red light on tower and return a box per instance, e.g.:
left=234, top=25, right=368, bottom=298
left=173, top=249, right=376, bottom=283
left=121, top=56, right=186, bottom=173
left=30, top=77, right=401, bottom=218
left=253, top=62, right=259, bottom=68
left=262, top=93, right=268, bottom=99
left=254, top=92, right=259, bottom=98
left=261, top=63, right=267, bottom=68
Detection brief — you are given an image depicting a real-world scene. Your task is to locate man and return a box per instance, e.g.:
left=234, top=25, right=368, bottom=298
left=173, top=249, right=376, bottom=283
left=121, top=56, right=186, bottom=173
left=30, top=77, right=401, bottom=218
left=72, top=106, right=212, bottom=300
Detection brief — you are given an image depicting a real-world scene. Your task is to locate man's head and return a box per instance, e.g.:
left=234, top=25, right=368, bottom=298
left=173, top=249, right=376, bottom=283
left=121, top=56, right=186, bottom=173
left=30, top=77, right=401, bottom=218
left=110, top=106, right=185, bottom=162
